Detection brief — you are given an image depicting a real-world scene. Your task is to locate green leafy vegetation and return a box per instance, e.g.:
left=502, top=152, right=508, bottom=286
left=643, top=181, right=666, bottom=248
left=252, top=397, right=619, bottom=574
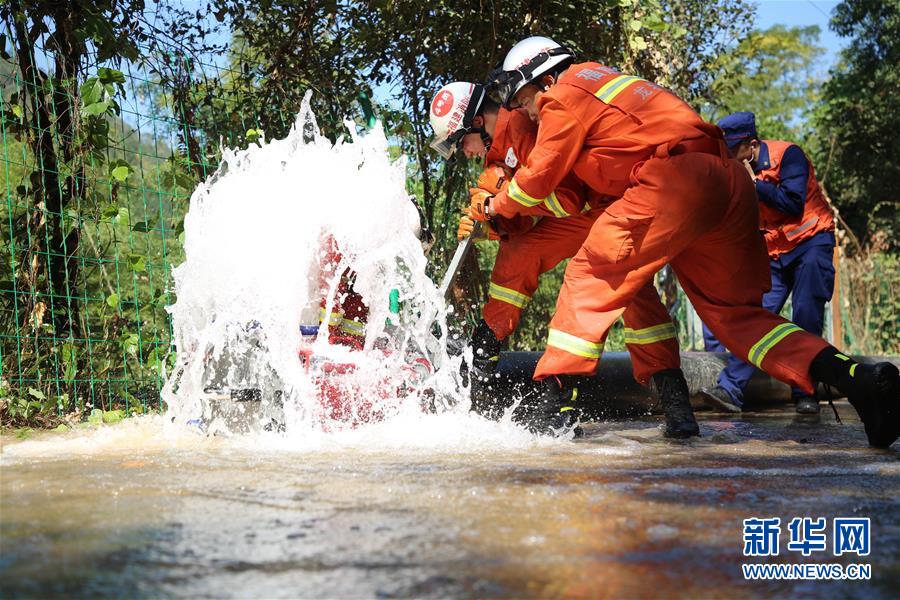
left=706, top=24, right=825, bottom=141
left=813, top=0, right=900, bottom=248
left=0, top=0, right=896, bottom=427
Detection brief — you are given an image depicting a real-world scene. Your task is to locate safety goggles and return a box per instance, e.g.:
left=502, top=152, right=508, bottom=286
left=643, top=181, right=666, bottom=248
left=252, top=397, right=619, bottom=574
left=487, top=47, right=573, bottom=109
left=429, top=127, right=468, bottom=160
left=429, top=84, right=486, bottom=160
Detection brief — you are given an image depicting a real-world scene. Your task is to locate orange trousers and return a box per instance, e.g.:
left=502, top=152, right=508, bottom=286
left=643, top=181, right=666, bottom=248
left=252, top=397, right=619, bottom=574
left=534, top=151, right=829, bottom=393
left=485, top=211, right=680, bottom=384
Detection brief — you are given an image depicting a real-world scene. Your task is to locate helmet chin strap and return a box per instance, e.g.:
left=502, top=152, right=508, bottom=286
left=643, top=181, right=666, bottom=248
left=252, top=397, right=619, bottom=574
left=473, top=127, right=492, bottom=152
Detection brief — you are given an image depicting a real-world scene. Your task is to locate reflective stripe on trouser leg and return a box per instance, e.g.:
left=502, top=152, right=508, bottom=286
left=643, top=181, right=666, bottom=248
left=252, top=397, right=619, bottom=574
left=624, top=321, right=679, bottom=385
left=747, top=322, right=805, bottom=368
left=484, top=279, right=531, bottom=340
left=623, top=322, right=677, bottom=345
left=488, top=282, right=531, bottom=309
left=547, top=329, right=603, bottom=359
left=621, top=282, right=681, bottom=384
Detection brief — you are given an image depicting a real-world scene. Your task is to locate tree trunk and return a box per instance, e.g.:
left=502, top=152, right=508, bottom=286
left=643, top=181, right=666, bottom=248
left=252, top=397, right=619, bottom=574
left=9, top=1, right=85, bottom=338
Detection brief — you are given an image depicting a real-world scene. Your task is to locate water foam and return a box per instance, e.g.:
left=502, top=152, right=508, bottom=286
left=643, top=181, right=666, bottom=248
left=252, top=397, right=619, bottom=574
left=0, top=413, right=563, bottom=464
left=161, top=92, right=483, bottom=440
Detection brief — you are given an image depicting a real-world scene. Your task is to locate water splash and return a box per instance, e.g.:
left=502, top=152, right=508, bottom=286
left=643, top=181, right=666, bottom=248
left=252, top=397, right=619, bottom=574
left=162, top=92, right=468, bottom=436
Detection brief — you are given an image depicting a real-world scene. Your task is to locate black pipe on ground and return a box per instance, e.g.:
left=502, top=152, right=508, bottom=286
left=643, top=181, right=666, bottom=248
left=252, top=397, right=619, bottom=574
left=489, top=352, right=899, bottom=418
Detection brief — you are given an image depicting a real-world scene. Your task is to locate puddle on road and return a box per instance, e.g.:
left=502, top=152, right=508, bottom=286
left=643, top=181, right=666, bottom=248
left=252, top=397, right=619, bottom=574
left=2, top=406, right=898, bottom=598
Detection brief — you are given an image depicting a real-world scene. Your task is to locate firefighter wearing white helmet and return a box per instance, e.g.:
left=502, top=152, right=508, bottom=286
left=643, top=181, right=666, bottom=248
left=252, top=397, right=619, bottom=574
left=490, top=36, right=575, bottom=109
left=428, top=81, right=490, bottom=159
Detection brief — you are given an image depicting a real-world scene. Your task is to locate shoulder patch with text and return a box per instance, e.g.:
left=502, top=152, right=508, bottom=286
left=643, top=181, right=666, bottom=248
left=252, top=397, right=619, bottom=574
left=505, top=147, right=518, bottom=169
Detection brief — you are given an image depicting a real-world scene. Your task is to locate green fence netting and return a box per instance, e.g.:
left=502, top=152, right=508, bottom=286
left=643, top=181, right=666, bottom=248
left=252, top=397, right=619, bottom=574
left=0, top=48, right=295, bottom=420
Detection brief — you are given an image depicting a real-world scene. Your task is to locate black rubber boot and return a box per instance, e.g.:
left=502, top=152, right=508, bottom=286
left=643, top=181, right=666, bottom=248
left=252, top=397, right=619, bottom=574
left=843, top=363, right=899, bottom=448
left=471, top=319, right=502, bottom=375
left=698, top=385, right=742, bottom=413
left=810, top=349, right=900, bottom=448
left=469, top=320, right=503, bottom=418
left=652, top=368, right=700, bottom=439
left=521, top=377, right=583, bottom=438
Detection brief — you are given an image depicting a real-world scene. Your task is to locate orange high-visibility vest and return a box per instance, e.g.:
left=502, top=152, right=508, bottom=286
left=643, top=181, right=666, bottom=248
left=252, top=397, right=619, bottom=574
left=756, top=140, right=835, bottom=258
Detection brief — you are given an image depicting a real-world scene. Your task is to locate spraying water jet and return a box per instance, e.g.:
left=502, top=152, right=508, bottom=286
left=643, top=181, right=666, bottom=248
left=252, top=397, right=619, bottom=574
left=163, top=92, right=467, bottom=436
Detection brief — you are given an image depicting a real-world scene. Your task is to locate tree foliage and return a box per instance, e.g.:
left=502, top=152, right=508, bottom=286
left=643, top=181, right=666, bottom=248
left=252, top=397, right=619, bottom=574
left=815, top=0, right=900, bottom=249
left=0, top=0, right=221, bottom=419
left=707, top=25, right=825, bottom=142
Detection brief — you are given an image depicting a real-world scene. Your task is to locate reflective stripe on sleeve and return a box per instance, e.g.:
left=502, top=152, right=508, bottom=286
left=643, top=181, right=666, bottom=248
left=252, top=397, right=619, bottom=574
left=624, top=322, right=677, bottom=345
left=543, top=192, right=570, bottom=217
left=547, top=329, right=603, bottom=359
left=748, top=322, right=804, bottom=368
left=488, top=282, right=531, bottom=309
left=785, top=216, right=819, bottom=240
left=508, top=178, right=546, bottom=207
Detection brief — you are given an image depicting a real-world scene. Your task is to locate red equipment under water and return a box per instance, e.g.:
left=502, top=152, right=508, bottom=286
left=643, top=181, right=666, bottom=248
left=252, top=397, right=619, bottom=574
left=298, top=337, right=433, bottom=431
left=303, top=233, right=435, bottom=430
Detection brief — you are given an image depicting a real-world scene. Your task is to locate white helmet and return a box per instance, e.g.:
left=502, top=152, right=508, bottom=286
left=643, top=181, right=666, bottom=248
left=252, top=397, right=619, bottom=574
left=491, top=36, right=574, bottom=108
left=428, top=81, right=487, bottom=159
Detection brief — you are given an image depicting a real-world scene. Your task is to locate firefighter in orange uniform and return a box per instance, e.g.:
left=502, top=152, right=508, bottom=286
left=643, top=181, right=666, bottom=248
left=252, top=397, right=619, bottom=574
left=699, top=112, right=837, bottom=415
left=472, top=36, right=897, bottom=447
left=316, top=234, right=370, bottom=350
left=430, top=81, right=690, bottom=436
left=315, top=200, right=434, bottom=350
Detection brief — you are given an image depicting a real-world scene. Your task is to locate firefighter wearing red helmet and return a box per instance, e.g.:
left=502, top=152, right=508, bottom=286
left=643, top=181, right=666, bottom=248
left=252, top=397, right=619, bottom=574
left=429, top=73, right=686, bottom=436
left=469, top=36, right=897, bottom=448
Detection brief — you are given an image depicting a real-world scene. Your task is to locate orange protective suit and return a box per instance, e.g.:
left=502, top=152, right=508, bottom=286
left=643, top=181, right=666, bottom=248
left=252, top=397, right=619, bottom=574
left=482, top=107, right=679, bottom=383
left=486, top=108, right=586, bottom=219
left=490, top=62, right=829, bottom=392
left=318, top=235, right=368, bottom=349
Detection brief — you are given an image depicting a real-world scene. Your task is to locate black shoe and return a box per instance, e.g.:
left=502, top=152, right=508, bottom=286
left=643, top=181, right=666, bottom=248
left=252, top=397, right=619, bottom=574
left=794, top=395, right=820, bottom=414
left=521, top=377, right=583, bottom=438
left=653, top=369, right=700, bottom=439
left=698, top=385, right=742, bottom=413
left=845, top=362, right=899, bottom=449
left=468, top=320, right=503, bottom=418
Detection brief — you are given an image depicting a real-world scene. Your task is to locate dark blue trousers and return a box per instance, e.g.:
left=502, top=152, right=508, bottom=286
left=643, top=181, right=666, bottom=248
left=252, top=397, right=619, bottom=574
left=702, top=231, right=836, bottom=405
